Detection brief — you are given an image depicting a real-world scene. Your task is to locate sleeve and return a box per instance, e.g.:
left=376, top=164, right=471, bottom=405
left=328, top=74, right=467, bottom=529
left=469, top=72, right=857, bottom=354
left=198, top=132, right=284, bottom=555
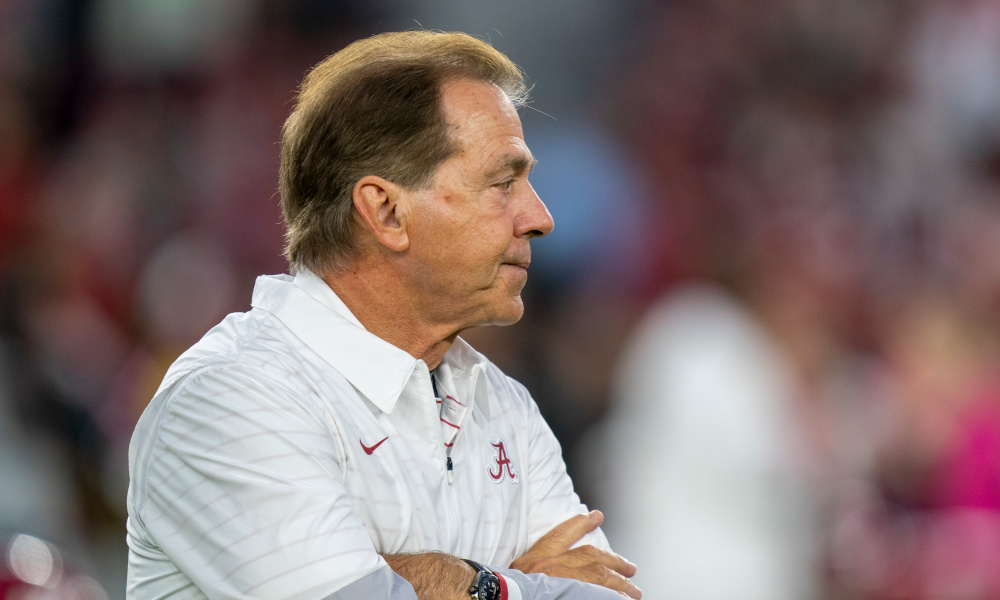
left=520, top=385, right=611, bottom=552
left=496, top=569, right=625, bottom=600
left=319, top=565, right=623, bottom=600
left=319, top=566, right=416, bottom=600
left=129, top=364, right=413, bottom=600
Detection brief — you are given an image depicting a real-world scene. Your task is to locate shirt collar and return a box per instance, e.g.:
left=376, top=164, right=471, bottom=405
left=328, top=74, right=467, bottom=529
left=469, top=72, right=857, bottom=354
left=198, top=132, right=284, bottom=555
left=433, top=336, right=491, bottom=420
left=292, top=268, right=365, bottom=329
left=250, top=270, right=490, bottom=416
left=251, top=270, right=417, bottom=413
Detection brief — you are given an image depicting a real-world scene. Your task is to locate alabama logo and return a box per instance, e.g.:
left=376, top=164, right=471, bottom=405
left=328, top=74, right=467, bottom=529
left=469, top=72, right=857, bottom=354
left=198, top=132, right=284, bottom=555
left=488, top=439, right=519, bottom=484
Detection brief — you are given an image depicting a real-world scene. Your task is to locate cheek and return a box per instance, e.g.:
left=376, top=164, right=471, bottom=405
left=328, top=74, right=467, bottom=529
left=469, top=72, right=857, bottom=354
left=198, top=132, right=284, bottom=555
left=450, top=218, right=511, bottom=265
left=420, top=231, right=495, bottom=291
left=420, top=207, right=514, bottom=285
left=449, top=237, right=505, bottom=285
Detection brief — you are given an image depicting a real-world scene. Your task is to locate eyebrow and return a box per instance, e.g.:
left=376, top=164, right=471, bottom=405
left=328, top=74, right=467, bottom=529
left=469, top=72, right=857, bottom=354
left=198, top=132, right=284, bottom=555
left=483, top=153, right=537, bottom=181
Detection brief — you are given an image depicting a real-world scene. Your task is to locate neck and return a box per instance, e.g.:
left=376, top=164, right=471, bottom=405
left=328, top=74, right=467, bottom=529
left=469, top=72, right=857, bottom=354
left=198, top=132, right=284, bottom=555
left=320, top=259, right=458, bottom=370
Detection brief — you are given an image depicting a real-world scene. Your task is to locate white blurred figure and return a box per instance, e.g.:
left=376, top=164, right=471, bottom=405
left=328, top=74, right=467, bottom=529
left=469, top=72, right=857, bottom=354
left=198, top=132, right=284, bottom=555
left=590, top=200, right=877, bottom=599
left=595, top=284, right=818, bottom=600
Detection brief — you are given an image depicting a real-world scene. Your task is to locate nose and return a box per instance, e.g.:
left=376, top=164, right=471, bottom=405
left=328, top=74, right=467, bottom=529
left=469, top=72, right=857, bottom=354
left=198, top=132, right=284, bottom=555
left=515, top=181, right=554, bottom=239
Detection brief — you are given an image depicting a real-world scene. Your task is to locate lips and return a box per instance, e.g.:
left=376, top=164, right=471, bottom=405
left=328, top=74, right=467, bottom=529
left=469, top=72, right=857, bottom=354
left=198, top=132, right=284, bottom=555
left=501, top=253, right=530, bottom=270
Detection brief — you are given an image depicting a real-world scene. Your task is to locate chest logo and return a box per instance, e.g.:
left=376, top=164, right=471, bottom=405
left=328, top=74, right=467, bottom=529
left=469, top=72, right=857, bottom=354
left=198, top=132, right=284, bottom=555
left=488, top=439, right=519, bottom=484
left=360, top=436, right=389, bottom=455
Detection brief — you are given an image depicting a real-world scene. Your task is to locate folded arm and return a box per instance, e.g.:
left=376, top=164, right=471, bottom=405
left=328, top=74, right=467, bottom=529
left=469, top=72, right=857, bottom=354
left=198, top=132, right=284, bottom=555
left=366, top=512, right=641, bottom=600
left=129, top=367, right=638, bottom=600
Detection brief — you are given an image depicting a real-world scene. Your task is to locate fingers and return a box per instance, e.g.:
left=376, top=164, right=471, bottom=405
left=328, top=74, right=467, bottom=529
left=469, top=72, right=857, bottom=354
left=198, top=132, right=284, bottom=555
left=514, top=544, right=641, bottom=598
left=509, top=511, right=641, bottom=598
left=529, top=510, right=605, bottom=556
left=604, top=567, right=642, bottom=599
left=544, top=555, right=641, bottom=599
left=557, top=545, right=637, bottom=578
left=569, top=564, right=641, bottom=599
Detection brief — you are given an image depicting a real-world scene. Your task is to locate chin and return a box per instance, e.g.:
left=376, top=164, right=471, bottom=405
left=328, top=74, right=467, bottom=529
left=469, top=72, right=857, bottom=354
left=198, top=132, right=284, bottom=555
left=487, top=297, right=525, bottom=326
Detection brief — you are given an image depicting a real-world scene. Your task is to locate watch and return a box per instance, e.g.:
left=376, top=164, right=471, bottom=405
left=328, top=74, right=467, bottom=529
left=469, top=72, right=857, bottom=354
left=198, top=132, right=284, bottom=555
left=463, top=559, right=501, bottom=600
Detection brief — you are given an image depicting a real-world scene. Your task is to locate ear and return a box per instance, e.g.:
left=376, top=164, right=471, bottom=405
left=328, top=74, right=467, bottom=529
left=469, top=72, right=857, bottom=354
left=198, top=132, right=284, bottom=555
left=352, top=175, right=410, bottom=253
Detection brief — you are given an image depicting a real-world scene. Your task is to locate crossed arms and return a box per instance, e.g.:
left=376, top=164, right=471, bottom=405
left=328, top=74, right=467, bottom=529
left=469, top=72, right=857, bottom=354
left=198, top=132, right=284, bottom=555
left=382, top=511, right=640, bottom=600
left=126, top=365, right=640, bottom=599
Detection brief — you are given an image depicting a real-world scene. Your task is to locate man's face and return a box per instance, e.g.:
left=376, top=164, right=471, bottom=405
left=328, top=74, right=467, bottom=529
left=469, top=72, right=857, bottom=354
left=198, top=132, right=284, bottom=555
left=402, top=78, right=554, bottom=331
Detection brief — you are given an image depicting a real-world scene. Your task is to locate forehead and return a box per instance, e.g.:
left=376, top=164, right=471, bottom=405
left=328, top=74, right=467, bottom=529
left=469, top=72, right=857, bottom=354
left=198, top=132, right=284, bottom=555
left=438, top=78, right=528, bottom=167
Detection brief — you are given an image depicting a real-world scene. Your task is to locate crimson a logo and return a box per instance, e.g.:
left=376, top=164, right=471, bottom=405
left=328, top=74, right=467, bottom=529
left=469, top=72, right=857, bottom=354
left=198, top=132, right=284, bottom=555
left=488, top=439, right=519, bottom=484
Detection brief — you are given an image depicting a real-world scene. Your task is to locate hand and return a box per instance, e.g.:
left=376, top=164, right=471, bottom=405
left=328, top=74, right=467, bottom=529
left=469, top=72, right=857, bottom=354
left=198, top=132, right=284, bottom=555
left=510, top=510, right=641, bottom=599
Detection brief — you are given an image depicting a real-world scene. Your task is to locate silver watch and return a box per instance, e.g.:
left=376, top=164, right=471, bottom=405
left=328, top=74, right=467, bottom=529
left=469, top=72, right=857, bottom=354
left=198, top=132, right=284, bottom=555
left=463, top=559, right=501, bottom=600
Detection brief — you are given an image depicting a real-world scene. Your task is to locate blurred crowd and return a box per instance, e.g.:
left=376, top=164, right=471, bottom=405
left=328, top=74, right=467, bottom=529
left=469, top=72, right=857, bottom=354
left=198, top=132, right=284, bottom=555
left=591, top=1, right=1000, bottom=598
left=3, top=0, right=1000, bottom=599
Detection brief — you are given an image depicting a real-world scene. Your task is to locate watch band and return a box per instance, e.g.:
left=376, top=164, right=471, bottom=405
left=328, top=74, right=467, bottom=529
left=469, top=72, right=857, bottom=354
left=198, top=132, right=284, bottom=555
left=463, top=559, right=502, bottom=600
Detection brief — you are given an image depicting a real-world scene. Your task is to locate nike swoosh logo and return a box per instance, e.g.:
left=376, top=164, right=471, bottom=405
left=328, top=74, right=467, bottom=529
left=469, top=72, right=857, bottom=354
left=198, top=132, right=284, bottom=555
left=360, top=436, right=389, bottom=455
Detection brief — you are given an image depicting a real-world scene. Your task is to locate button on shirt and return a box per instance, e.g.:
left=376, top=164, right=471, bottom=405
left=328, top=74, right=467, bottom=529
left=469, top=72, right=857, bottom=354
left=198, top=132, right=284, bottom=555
left=125, top=270, right=608, bottom=599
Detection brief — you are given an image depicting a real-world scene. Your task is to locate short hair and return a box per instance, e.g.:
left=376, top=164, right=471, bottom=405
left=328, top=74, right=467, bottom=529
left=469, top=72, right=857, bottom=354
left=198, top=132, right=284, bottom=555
left=279, top=31, right=528, bottom=273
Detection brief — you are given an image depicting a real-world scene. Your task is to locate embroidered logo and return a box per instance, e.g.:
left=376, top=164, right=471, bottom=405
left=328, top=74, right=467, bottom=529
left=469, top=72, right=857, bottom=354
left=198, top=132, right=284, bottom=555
left=488, top=439, right=519, bottom=483
left=360, top=436, right=389, bottom=455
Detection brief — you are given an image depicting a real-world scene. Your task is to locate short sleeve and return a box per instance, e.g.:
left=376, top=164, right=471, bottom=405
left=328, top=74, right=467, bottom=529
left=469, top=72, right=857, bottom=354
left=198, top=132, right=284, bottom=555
left=128, top=364, right=386, bottom=600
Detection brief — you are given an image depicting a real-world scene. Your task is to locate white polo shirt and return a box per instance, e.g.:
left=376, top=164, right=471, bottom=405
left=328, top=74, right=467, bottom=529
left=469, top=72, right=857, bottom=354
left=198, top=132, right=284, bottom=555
left=125, top=270, right=608, bottom=599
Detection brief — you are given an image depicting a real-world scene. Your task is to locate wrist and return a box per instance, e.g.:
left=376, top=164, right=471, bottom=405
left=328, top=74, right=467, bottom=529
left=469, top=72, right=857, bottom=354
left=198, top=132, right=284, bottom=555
left=463, top=559, right=507, bottom=600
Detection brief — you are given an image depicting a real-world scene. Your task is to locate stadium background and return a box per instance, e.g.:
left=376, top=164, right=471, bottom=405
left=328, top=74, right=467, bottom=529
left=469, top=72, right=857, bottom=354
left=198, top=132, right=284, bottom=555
left=4, top=0, right=1000, bottom=597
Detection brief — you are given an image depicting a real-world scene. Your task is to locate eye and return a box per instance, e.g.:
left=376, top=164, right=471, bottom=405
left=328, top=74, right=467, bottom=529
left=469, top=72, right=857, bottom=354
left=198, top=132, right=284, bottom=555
left=495, top=179, right=514, bottom=194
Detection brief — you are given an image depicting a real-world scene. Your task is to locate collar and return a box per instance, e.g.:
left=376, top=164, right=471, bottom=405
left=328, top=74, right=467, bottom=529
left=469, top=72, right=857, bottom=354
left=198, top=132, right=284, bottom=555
left=435, top=336, right=491, bottom=420
left=292, top=268, right=365, bottom=329
left=250, top=270, right=490, bottom=418
left=251, top=270, right=417, bottom=413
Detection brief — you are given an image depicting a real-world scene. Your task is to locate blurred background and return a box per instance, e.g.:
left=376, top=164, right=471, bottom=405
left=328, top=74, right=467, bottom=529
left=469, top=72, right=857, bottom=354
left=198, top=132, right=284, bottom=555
left=4, top=0, right=1000, bottom=598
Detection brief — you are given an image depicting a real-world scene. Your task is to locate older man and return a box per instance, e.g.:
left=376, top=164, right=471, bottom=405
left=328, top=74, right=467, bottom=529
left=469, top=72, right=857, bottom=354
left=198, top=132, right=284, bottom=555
left=126, top=31, right=639, bottom=600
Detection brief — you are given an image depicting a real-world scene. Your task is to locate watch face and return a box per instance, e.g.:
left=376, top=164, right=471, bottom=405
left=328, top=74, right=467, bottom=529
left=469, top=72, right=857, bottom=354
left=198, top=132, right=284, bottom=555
left=480, top=575, right=500, bottom=600
left=471, top=571, right=502, bottom=600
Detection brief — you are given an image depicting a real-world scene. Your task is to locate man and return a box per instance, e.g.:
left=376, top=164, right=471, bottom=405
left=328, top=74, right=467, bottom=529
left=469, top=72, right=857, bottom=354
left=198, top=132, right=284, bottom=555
left=126, top=31, right=640, bottom=600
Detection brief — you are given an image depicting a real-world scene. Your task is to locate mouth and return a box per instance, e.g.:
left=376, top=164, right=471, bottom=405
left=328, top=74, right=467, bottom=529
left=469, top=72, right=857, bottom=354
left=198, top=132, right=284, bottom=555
left=500, top=248, right=531, bottom=274
left=501, top=259, right=530, bottom=272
